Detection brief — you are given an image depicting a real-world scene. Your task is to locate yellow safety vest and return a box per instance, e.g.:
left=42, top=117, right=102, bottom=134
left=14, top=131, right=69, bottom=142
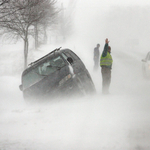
left=100, top=52, right=113, bottom=67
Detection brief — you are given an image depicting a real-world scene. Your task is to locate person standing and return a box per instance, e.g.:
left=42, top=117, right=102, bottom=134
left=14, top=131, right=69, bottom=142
left=100, top=38, right=113, bottom=94
left=93, top=43, right=100, bottom=70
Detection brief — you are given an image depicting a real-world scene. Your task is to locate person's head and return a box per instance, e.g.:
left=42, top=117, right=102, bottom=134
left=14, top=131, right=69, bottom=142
left=108, top=46, right=111, bottom=53
left=97, top=44, right=100, bottom=48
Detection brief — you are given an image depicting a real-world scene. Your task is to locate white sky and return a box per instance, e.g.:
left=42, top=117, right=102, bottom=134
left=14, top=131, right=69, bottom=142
left=61, top=0, right=150, bottom=53
left=61, top=0, right=150, bottom=8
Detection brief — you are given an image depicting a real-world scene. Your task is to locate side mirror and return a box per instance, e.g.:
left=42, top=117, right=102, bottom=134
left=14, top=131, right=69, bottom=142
left=19, top=84, right=23, bottom=91
left=67, top=57, right=73, bottom=65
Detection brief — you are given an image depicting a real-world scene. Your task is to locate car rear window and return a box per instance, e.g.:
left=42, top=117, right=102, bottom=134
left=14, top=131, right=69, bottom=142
left=22, top=55, right=65, bottom=89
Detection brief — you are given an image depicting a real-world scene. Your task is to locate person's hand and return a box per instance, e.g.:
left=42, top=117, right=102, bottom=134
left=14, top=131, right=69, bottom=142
left=105, top=38, right=109, bottom=44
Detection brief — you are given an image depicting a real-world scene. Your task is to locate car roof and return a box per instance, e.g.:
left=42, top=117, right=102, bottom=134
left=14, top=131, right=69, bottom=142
left=22, top=48, right=71, bottom=75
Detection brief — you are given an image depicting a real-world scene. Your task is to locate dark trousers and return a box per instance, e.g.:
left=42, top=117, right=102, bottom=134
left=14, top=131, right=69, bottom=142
left=101, top=67, right=111, bottom=94
left=94, top=59, right=99, bottom=70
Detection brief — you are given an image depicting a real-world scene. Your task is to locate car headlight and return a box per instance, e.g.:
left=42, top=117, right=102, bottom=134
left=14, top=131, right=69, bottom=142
left=59, top=74, right=72, bottom=86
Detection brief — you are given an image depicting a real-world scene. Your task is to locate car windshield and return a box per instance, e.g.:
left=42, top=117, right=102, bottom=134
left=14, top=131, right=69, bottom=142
left=22, top=55, right=65, bottom=89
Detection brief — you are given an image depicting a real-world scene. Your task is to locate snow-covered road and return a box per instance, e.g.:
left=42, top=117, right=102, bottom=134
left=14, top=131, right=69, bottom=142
left=0, top=48, right=150, bottom=150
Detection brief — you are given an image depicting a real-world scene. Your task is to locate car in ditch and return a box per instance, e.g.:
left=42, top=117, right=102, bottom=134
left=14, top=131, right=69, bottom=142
left=19, top=47, right=96, bottom=101
left=141, top=51, right=150, bottom=78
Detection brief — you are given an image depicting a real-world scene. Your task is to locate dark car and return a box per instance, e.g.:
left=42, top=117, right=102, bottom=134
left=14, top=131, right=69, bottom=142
left=142, top=51, right=150, bottom=78
left=19, top=48, right=96, bottom=101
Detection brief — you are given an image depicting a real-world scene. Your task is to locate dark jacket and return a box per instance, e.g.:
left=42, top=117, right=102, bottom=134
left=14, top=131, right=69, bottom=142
left=94, top=47, right=100, bottom=60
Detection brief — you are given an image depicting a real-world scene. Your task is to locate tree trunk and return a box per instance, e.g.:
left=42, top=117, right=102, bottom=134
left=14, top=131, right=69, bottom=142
left=43, top=25, right=47, bottom=44
left=24, top=30, right=29, bottom=69
left=34, top=23, right=39, bottom=49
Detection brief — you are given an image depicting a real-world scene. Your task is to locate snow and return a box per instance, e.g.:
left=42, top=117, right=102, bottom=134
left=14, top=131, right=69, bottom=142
left=1, top=1, right=150, bottom=150
left=0, top=41, right=150, bottom=150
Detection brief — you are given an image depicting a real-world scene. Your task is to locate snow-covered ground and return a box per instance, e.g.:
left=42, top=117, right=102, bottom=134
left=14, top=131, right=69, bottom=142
left=1, top=0, right=150, bottom=149
left=0, top=41, right=150, bottom=150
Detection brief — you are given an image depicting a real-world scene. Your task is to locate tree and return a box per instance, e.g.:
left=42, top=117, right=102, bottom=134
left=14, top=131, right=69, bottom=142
left=0, top=0, right=58, bottom=69
left=0, top=0, right=9, bottom=6
left=58, top=0, right=77, bottom=42
left=33, top=0, right=58, bottom=48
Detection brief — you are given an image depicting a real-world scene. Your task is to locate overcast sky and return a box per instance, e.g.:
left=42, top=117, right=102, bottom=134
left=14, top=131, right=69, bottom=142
left=60, top=0, right=150, bottom=8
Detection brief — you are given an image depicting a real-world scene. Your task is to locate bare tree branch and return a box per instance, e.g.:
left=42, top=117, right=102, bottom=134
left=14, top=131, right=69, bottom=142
left=0, top=0, right=59, bottom=69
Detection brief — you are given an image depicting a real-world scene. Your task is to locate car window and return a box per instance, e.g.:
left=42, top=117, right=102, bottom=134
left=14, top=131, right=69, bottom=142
left=22, top=55, right=65, bottom=89
left=61, top=53, right=68, bottom=61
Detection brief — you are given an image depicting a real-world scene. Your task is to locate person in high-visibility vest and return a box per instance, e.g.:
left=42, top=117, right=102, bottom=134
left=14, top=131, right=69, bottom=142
left=100, top=38, right=113, bottom=94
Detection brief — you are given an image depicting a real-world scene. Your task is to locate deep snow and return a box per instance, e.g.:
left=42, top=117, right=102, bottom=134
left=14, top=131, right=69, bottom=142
left=0, top=42, right=150, bottom=150
left=1, top=0, right=150, bottom=149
